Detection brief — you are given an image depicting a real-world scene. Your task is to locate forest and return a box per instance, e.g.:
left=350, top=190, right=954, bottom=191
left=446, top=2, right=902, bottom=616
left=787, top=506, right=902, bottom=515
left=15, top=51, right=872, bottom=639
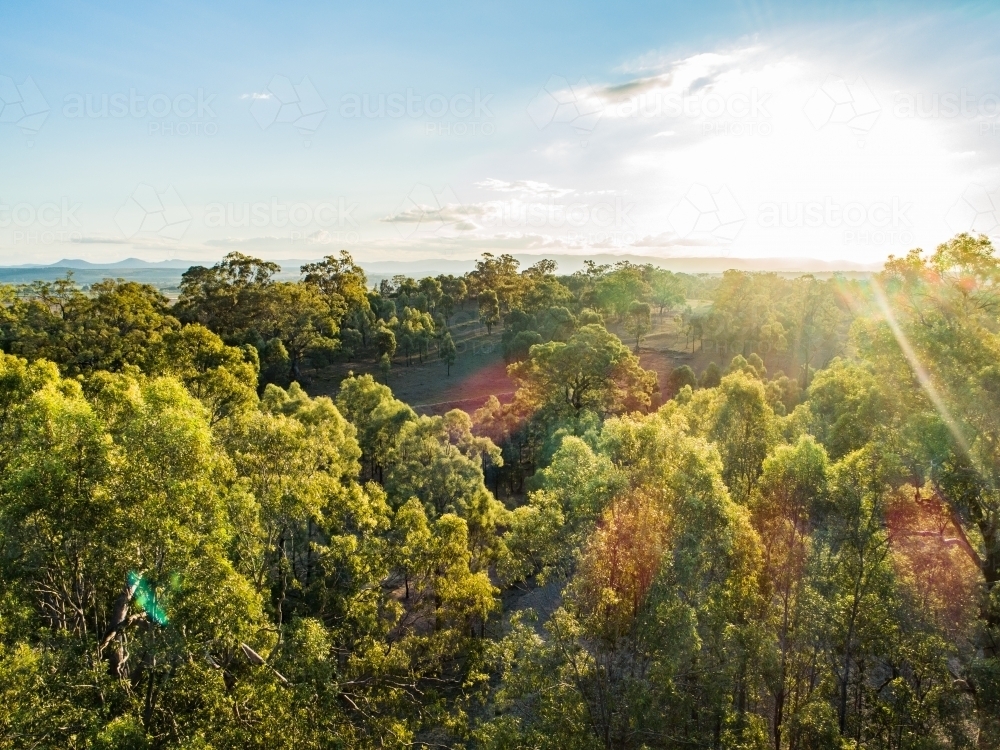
left=1, top=234, right=999, bottom=749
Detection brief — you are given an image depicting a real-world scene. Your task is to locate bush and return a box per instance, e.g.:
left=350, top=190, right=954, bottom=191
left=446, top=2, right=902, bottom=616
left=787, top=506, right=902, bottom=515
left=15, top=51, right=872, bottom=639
left=666, top=364, right=697, bottom=398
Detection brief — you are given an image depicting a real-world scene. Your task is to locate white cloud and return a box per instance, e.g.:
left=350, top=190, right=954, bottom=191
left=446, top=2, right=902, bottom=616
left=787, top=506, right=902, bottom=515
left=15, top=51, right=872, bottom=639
left=24, top=28, right=1000, bottom=269
left=632, top=231, right=715, bottom=248
left=474, top=178, right=575, bottom=197
left=381, top=203, right=487, bottom=225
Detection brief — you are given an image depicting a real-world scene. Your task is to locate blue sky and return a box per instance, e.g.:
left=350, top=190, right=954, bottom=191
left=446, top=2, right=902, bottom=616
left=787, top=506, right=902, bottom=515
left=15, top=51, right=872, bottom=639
left=2, top=0, right=1000, bottom=267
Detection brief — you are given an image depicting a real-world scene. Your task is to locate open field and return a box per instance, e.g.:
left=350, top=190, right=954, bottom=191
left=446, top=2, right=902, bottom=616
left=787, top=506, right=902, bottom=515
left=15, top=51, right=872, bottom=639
left=308, top=304, right=807, bottom=415
left=309, top=328, right=514, bottom=415
left=306, top=307, right=751, bottom=414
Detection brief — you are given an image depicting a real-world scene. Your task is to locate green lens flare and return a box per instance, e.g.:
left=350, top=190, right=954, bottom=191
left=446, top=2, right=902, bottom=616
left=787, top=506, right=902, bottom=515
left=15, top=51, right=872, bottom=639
left=127, top=571, right=169, bottom=626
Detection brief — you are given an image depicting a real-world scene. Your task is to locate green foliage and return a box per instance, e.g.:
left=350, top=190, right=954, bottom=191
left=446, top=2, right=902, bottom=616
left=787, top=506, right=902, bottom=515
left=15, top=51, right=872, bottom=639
left=508, top=323, right=657, bottom=418
left=478, top=289, right=500, bottom=335
left=3, top=240, right=1000, bottom=748
left=708, top=370, right=779, bottom=503
left=666, top=364, right=697, bottom=398
left=624, top=299, right=651, bottom=351
left=300, top=249, right=370, bottom=321
left=594, top=261, right=650, bottom=320
left=1, top=277, right=179, bottom=374
left=439, top=330, right=457, bottom=374
left=396, top=305, right=435, bottom=365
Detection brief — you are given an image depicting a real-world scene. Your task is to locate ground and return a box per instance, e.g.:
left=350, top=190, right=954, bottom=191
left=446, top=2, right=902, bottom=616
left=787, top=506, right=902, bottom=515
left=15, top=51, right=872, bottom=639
left=304, top=305, right=792, bottom=414
left=308, top=318, right=515, bottom=415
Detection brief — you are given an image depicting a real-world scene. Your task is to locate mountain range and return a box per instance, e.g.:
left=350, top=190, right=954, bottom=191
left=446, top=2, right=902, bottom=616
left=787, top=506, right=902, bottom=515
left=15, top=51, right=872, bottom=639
left=0, top=254, right=882, bottom=276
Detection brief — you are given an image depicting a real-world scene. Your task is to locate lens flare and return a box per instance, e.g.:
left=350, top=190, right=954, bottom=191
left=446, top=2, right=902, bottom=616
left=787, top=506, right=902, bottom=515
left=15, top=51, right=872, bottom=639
left=128, top=571, right=169, bottom=626
left=869, top=277, right=973, bottom=459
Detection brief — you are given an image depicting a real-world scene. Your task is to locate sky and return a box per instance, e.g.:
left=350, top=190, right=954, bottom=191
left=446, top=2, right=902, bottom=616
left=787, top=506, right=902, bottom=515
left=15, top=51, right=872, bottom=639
left=2, top=0, right=1000, bottom=269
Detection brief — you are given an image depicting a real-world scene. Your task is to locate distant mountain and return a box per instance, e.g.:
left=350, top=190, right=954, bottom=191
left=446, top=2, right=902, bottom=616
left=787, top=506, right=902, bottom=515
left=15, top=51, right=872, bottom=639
left=0, top=254, right=880, bottom=286
left=0, top=258, right=203, bottom=270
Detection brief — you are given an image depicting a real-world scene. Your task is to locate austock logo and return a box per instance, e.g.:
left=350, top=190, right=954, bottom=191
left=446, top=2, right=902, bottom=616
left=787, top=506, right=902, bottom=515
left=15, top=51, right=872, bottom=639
left=0, top=198, right=82, bottom=244
left=63, top=88, right=218, bottom=136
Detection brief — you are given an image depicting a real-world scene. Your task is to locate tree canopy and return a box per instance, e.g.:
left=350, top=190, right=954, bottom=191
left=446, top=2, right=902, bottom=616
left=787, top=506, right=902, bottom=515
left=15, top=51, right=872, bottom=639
left=2, top=238, right=1000, bottom=748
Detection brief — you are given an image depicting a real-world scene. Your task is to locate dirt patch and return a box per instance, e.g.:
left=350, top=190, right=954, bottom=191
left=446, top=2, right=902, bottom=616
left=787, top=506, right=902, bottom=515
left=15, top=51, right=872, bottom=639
left=306, top=330, right=514, bottom=416
left=303, top=310, right=771, bottom=416
left=502, top=578, right=564, bottom=633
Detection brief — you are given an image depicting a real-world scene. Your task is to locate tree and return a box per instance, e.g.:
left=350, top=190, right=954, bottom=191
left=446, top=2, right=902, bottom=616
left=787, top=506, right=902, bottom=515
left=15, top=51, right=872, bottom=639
left=595, top=262, right=650, bottom=320
left=150, top=323, right=259, bottom=424
left=708, top=370, right=778, bottom=503
left=700, top=361, right=722, bottom=388
left=805, top=358, right=888, bottom=460
left=2, top=277, right=180, bottom=375
left=468, top=253, right=521, bottom=311
left=6, top=245, right=999, bottom=746
left=0, top=361, right=271, bottom=745
left=751, top=436, right=830, bottom=750
left=478, top=289, right=501, bottom=335
left=396, top=306, right=434, bottom=365
left=418, top=276, right=443, bottom=313
left=436, top=274, right=468, bottom=313
left=440, top=330, right=457, bottom=375
left=648, top=267, right=684, bottom=315
left=508, top=323, right=657, bottom=418
left=536, top=306, right=576, bottom=342
left=335, top=373, right=416, bottom=481
left=300, top=250, right=370, bottom=322
left=375, top=322, right=396, bottom=360
left=854, top=235, right=1000, bottom=737
left=788, top=275, right=845, bottom=388
left=624, top=300, right=651, bottom=351
left=483, top=408, right=766, bottom=750
left=823, top=445, right=896, bottom=740
left=175, top=252, right=280, bottom=338
left=666, top=364, right=697, bottom=398
left=705, top=270, right=779, bottom=360
left=264, top=282, right=340, bottom=381
left=504, top=330, right=542, bottom=364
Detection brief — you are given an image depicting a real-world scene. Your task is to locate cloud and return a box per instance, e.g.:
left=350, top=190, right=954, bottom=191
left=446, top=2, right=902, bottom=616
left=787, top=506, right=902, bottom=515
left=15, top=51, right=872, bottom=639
left=474, top=178, right=575, bottom=197
left=632, top=231, right=716, bottom=248
left=205, top=235, right=297, bottom=248
left=368, top=229, right=642, bottom=255
left=380, top=185, right=491, bottom=239
left=602, top=73, right=673, bottom=97
left=70, top=236, right=131, bottom=244
left=597, top=49, right=762, bottom=104
left=381, top=203, right=487, bottom=226
left=71, top=234, right=198, bottom=251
